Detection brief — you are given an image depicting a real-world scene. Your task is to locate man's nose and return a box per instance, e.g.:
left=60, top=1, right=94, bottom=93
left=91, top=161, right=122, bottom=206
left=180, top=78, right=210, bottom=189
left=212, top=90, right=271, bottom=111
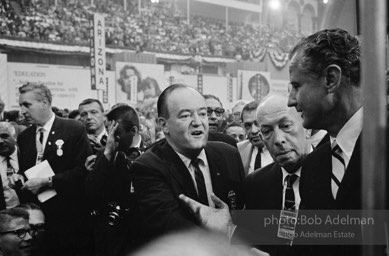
left=250, top=123, right=259, bottom=133
left=287, top=91, right=297, bottom=107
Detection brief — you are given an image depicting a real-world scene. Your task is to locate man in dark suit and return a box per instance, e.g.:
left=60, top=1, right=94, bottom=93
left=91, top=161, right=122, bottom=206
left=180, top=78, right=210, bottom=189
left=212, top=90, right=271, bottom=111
left=85, top=104, right=145, bottom=256
left=130, top=84, right=245, bottom=240
left=287, top=28, right=368, bottom=255
left=238, top=101, right=273, bottom=176
left=243, top=94, right=312, bottom=255
left=180, top=95, right=312, bottom=255
left=17, top=83, right=93, bottom=255
left=287, top=28, right=363, bottom=211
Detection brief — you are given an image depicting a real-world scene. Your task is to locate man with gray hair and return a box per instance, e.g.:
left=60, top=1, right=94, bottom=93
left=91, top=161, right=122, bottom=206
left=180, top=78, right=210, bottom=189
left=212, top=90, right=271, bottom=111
left=17, top=83, right=93, bottom=255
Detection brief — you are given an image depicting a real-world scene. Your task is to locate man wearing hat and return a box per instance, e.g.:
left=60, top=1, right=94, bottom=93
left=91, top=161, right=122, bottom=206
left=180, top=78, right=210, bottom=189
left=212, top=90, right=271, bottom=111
left=85, top=104, right=145, bottom=256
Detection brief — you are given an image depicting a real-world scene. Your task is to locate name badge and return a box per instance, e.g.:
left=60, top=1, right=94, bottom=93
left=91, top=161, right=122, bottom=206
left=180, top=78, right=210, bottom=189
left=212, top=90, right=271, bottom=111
left=277, top=209, right=298, bottom=245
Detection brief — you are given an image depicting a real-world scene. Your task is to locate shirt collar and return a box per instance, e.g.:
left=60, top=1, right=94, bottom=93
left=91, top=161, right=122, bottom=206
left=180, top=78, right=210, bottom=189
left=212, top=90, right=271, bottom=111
left=281, top=167, right=301, bottom=185
left=176, top=149, right=208, bottom=169
left=96, top=129, right=108, bottom=141
left=330, top=107, right=363, bottom=160
left=0, top=146, right=17, bottom=162
left=37, top=113, right=55, bottom=133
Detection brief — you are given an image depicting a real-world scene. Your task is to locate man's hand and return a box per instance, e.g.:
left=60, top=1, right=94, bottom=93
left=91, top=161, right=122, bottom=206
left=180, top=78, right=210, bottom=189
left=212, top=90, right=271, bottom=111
left=22, top=177, right=49, bottom=194
left=87, top=134, right=105, bottom=152
left=8, top=174, right=25, bottom=189
left=179, top=193, right=235, bottom=235
left=85, top=154, right=97, bottom=172
left=104, top=121, right=119, bottom=161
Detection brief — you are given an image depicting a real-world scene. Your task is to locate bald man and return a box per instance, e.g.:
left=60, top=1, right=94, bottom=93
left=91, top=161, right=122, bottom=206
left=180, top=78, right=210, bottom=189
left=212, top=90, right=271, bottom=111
left=179, top=94, right=312, bottom=254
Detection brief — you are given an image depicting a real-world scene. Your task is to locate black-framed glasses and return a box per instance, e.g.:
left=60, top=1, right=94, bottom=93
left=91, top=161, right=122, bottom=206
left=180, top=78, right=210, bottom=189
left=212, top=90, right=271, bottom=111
left=30, top=224, right=45, bottom=236
left=207, top=107, right=225, bottom=117
left=0, top=228, right=32, bottom=239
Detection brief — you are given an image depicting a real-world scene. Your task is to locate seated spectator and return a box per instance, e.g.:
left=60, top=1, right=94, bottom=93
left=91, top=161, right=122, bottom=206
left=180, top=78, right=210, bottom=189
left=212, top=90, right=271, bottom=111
left=0, top=208, right=33, bottom=256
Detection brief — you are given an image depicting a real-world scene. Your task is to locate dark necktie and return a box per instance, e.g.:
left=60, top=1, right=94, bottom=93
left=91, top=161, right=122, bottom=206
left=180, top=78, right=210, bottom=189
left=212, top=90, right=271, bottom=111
left=284, top=174, right=298, bottom=210
left=100, top=134, right=107, bottom=146
left=191, top=158, right=208, bottom=206
left=6, top=156, right=15, bottom=176
left=254, top=148, right=262, bottom=170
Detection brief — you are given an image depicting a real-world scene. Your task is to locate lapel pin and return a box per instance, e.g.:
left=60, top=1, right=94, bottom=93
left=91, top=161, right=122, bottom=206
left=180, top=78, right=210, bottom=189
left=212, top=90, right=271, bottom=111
left=48, top=142, right=51, bottom=146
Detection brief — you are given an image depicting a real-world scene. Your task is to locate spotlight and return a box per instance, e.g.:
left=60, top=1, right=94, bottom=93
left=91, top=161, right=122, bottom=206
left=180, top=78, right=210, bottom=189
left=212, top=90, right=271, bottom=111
left=269, top=0, right=281, bottom=10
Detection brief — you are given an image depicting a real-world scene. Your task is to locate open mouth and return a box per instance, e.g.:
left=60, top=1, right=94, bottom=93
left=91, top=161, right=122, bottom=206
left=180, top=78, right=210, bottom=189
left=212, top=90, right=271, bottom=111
left=191, top=130, right=204, bottom=136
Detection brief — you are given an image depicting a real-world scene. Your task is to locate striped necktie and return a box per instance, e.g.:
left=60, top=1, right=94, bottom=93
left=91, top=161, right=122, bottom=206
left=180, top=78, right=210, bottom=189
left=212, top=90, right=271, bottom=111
left=284, top=174, right=298, bottom=210
left=331, top=141, right=345, bottom=199
left=191, top=158, right=208, bottom=206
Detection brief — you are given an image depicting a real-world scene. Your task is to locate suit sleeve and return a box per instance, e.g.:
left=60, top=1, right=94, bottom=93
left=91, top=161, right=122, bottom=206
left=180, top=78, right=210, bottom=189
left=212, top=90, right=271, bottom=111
left=51, top=122, right=93, bottom=197
left=84, top=153, right=112, bottom=208
left=130, top=161, right=198, bottom=238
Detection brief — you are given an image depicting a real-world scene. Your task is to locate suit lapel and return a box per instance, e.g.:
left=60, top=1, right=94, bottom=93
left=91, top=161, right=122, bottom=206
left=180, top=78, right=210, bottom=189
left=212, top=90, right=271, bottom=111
left=162, top=141, right=199, bottom=200
left=272, top=165, right=283, bottom=209
left=205, top=144, right=225, bottom=198
left=43, top=117, right=65, bottom=161
left=22, top=126, right=38, bottom=170
left=240, top=141, right=254, bottom=176
left=336, top=136, right=361, bottom=208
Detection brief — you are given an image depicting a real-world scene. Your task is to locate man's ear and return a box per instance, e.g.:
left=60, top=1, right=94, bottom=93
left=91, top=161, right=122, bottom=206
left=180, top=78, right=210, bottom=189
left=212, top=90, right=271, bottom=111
left=324, top=64, right=342, bottom=93
left=158, top=117, right=168, bottom=134
left=131, top=126, right=139, bottom=134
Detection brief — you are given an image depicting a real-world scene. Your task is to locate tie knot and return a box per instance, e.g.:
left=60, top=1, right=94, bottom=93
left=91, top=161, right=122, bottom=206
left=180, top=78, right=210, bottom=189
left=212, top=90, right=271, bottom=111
left=191, top=158, right=201, bottom=167
left=285, top=174, right=298, bottom=187
left=331, top=140, right=342, bottom=153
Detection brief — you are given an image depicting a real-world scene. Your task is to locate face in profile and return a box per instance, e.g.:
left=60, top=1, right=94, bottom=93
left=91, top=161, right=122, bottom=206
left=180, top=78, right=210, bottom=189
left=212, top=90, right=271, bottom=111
left=288, top=53, right=329, bottom=130
left=160, top=87, right=209, bottom=158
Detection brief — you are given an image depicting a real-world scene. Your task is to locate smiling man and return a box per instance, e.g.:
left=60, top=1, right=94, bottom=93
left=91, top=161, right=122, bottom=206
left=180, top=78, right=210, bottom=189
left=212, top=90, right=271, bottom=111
left=129, top=84, right=245, bottom=241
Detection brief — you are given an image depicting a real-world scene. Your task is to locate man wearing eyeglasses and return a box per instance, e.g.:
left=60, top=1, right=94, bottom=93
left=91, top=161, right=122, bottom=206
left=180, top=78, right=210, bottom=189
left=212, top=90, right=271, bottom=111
left=204, top=95, right=237, bottom=148
left=0, top=207, right=32, bottom=256
left=238, top=101, right=273, bottom=176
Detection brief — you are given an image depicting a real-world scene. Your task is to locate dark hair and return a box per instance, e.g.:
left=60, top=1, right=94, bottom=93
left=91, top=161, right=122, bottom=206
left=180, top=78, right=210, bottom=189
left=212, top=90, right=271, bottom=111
left=118, top=65, right=142, bottom=90
left=203, top=94, right=223, bottom=108
left=68, top=110, right=80, bottom=119
left=0, top=208, right=29, bottom=232
left=78, top=98, right=104, bottom=112
left=241, top=101, right=260, bottom=121
left=19, top=83, right=52, bottom=104
left=289, top=28, right=360, bottom=86
left=140, top=77, right=162, bottom=97
left=106, top=105, right=140, bottom=131
left=157, top=84, right=190, bottom=119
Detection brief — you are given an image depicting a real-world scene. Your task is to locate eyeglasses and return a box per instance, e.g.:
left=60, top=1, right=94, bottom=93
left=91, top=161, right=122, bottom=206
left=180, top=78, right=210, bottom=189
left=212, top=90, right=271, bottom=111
left=0, top=228, right=32, bottom=239
left=207, top=107, right=225, bottom=117
left=30, top=224, right=45, bottom=236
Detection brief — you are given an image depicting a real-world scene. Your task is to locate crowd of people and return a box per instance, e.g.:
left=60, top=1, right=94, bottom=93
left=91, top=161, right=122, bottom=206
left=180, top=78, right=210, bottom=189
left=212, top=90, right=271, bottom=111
left=0, top=0, right=302, bottom=59
left=1, top=28, right=385, bottom=256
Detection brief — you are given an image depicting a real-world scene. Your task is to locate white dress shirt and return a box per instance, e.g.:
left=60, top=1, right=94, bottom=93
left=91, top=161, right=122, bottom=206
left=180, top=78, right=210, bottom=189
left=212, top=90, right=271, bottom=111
left=37, top=113, right=56, bottom=153
left=329, top=107, right=363, bottom=169
left=248, top=146, right=273, bottom=174
left=0, top=148, right=20, bottom=208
